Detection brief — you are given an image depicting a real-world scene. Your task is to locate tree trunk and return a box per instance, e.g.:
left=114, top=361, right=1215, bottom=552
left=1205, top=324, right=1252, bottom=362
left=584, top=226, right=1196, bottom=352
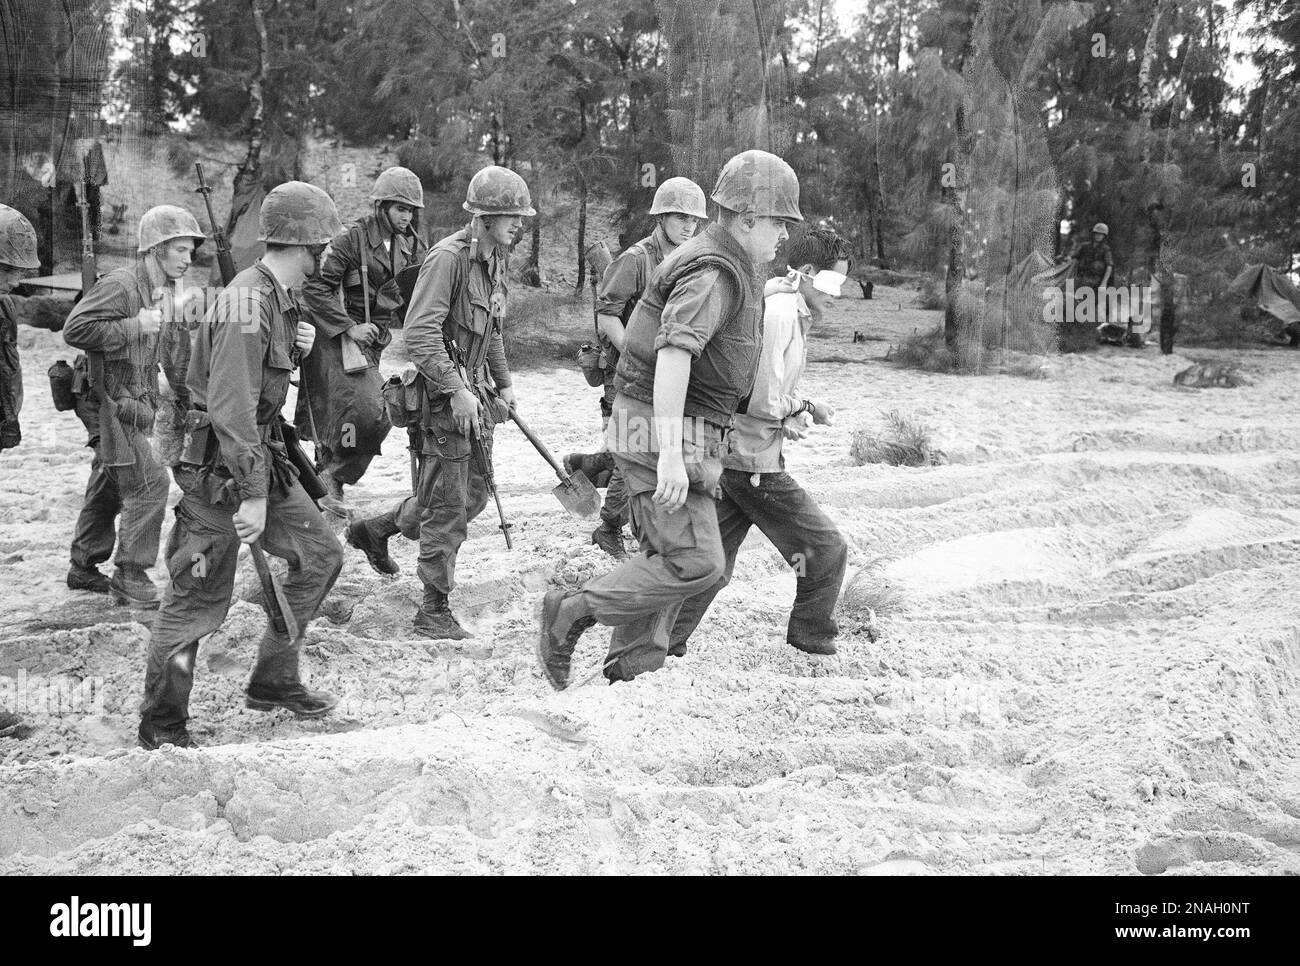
left=1137, top=0, right=1165, bottom=166
left=232, top=0, right=268, bottom=202
left=575, top=170, right=588, bottom=293
left=870, top=109, right=888, bottom=264
left=943, top=99, right=969, bottom=350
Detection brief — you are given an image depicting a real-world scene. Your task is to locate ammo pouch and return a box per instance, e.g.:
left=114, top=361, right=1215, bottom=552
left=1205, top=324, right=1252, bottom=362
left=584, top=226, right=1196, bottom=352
left=382, top=367, right=425, bottom=428
left=48, top=359, right=77, bottom=411
left=576, top=342, right=605, bottom=387
left=180, top=409, right=216, bottom=466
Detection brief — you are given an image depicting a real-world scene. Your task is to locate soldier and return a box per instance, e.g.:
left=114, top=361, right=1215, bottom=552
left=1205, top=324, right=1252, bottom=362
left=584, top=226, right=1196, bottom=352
left=563, top=177, right=707, bottom=559
left=139, top=182, right=344, bottom=750
left=297, top=166, right=429, bottom=500
left=1070, top=222, right=1113, bottom=293
left=669, top=227, right=851, bottom=657
left=62, top=205, right=205, bottom=605
left=345, top=165, right=530, bottom=639
left=537, top=149, right=802, bottom=688
left=0, top=204, right=41, bottom=454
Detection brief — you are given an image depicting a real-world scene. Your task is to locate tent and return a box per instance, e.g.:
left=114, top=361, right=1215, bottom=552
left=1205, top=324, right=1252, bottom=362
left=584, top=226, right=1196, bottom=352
left=1227, top=265, right=1300, bottom=344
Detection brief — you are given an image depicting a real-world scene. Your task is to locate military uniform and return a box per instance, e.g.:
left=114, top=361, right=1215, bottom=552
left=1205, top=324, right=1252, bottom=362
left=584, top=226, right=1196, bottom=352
left=588, top=224, right=674, bottom=532
left=62, top=260, right=185, bottom=593
left=357, top=224, right=510, bottom=598
left=297, top=168, right=429, bottom=491
left=538, top=151, right=802, bottom=687
left=297, top=212, right=427, bottom=487
left=0, top=203, right=42, bottom=453
left=141, top=261, right=344, bottom=732
left=1072, top=238, right=1112, bottom=289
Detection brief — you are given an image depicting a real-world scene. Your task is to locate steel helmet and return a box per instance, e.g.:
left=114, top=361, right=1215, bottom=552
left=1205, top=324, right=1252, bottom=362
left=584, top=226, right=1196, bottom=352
left=649, top=177, right=707, bottom=218
left=1093, top=222, right=1109, bottom=236
left=710, top=150, right=803, bottom=222
left=463, top=165, right=536, bottom=217
left=258, top=181, right=344, bottom=245
left=371, top=166, right=424, bottom=208
left=137, top=204, right=206, bottom=253
left=0, top=203, right=40, bottom=269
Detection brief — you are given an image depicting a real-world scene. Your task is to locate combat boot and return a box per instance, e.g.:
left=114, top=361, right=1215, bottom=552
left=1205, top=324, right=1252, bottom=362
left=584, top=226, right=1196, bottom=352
left=413, top=589, right=472, bottom=640
left=346, top=511, right=400, bottom=575
left=537, top=589, right=596, bottom=690
left=110, top=567, right=160, bottom=609
left=245, top=683, right=339, bottom=717
left=138, top=719, right=197, bottom=750
left=591, top=520, right=628, bottom=559
left=790, top=636, right=837, bottom=656
left=67, top=564, right=110, bottom=594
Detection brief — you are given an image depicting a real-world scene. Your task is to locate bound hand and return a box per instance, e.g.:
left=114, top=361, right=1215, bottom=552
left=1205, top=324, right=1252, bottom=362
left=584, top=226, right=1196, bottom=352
left=234, top=497, right=267, bottom=545
left=765, top=270, right=800, bottom=297
left=449, top=387, right=481, bottom=437
left=782, top=414, right=811, bottom=440
left=294, top=319, right=316, bottom=354
left=347, top=322, right=379, bottom=344
left=136, top=307, right=163, bottom=337
left=811, top=400, right=836, bottom=426
left=653, top=450, right=690, bottom=512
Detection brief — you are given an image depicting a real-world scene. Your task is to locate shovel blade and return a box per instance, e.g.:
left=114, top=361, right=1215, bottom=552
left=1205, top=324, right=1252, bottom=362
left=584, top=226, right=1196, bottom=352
left=553, top=470, right=602, bottom=518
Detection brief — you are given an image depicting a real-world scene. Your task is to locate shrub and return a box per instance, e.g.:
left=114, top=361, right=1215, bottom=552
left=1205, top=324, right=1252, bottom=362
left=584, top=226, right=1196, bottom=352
left=850, top=409, right=946, bottom=467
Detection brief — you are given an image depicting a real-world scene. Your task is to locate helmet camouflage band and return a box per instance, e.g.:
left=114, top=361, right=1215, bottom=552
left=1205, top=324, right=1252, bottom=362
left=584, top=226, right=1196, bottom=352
left=0, top=203, right=40, bottom=269
left=1093, top=222, right=1109, bottom=236
left=371, top=166, right=425, bottom=208
left=463, top=165, right=536, bottom=217
left=137, top=205, right=206, bottom=254
left=259, top=181, right=344, bottom=245
left=710, top=150, right=803, bottom=222
left=649, top=177, right=707, bottom=218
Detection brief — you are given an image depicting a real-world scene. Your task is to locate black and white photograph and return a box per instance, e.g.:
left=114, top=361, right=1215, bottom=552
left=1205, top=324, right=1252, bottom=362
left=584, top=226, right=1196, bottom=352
left=0, top=0, right=1295, bottom=903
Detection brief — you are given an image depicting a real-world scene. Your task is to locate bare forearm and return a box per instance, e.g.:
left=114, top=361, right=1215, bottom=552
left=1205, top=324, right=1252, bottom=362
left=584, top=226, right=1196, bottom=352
left=597, top=313, right=626, bottom=353
left=652, top=347, right=691, bottom=453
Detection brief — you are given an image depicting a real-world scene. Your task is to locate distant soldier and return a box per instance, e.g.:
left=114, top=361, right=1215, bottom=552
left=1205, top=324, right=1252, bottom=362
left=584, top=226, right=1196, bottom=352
left=139, top=182, right=345, bottom=750
left=1071, top=222, right=1113, bottom=292
left=62, top=205, right=205, bottom=605
left=345, top=165, right=530, bottom=640
left=563, top=177, right=707, bottom=559
left=537, top=150, right=802, bottom=688
left=669, top=227, right=851, bottom=658
left=297, top=166, right=429, bottom=500
left=0, top=204, right=41, bottom=454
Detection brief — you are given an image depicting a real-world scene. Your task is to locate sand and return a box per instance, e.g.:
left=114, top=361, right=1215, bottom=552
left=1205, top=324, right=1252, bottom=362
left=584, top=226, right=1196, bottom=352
left=1, top=286, right=1298, bottom=875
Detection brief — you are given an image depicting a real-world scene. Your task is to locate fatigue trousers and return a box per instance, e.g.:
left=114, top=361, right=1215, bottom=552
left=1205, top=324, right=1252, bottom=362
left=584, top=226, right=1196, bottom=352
left=569, top=455, right=726, bottom=682
left=140, top=476, right=343, bottom=728
left=670, top=468, right=849, bottom=652
left=69, top=433, right=169, bottom=573
left=390, top=425, right=494, bottom=596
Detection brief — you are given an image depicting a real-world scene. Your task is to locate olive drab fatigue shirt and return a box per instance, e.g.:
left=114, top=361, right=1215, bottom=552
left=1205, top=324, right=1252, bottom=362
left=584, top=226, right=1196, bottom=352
left=186, top=260, right=300, bottom=501
left=402, top=224, right=512, bottom=398
left=62, top=259, right=190, bottom=464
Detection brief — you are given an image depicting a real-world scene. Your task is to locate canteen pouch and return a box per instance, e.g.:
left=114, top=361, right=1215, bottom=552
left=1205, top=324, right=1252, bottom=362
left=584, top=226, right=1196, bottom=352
left=576, top=341, right=605, bottom=387
left=382, top=367, right=424, bottom=428
left=48, top=359, right=77, bottom=411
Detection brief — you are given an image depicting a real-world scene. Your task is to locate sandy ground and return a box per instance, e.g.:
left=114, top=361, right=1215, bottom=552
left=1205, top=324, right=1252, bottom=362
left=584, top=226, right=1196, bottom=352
left=1, top=286, right=1298, bottom=875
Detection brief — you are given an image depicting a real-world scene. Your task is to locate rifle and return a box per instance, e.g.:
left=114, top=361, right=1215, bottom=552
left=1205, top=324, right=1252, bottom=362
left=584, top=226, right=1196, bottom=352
left=73, top=178, right=133, bottom=467
left=194, top=162, right=236, bottom=286
left=248, top=540, right=300, bottom=643
left=447, top=338, right=512, bottom=549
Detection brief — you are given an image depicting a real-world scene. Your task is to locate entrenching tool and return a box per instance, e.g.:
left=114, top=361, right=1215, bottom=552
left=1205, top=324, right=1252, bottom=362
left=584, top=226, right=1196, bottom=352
left=248, top=541, right=301, bottom=643
left=508, top=410, right=602, bottom=518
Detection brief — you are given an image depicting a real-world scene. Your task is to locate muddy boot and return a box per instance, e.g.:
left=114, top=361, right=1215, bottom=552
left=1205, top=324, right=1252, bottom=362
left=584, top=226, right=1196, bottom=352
left=245, top=645, right=338, bottom=717
left=110, top=567, right=160, bottom=609
left=536, top=589, right=596, bottom=690
left=67, top=564, right=110, bottom=594
left=137, top=719, right=196, bottom=750
left=667, top=642, right=687, bottom=658
left=346, top=510, right=400, bottom=575
left=563, top=451, right=614, bottom=489
left=413, top=588, right=472, bottom=640
left=591, top=521, right=628, bottom=560
left=790, top=636, right=837, bottom=656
